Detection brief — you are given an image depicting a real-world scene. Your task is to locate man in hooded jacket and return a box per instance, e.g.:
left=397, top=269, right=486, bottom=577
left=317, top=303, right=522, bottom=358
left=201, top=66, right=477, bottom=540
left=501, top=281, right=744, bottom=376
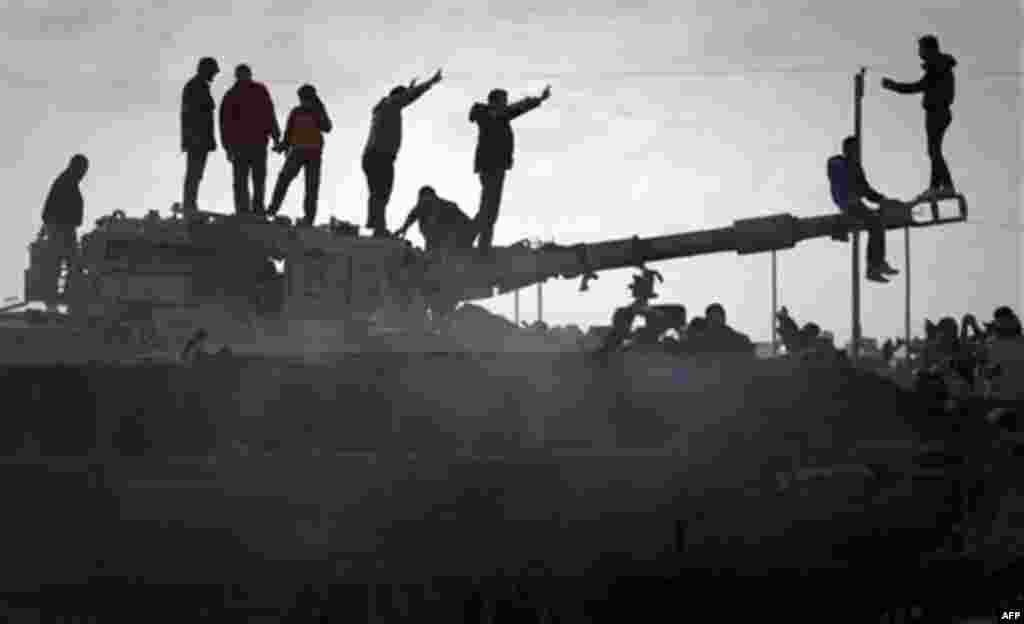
left=469, top=84, right=551, bottom=255
left=882, top=35, right=958, bottom=200
left=40, top=154, right=88, bottom=310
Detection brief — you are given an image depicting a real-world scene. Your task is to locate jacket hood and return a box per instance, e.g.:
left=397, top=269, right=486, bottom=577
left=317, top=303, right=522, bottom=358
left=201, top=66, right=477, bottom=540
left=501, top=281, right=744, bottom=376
left=924, top=53, right=956, bottom=72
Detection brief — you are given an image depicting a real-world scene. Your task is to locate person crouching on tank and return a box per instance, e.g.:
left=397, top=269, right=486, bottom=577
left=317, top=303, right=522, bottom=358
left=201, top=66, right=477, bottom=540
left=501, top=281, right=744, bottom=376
left=827, top=135, right=902, bottom=283
left=394, top=186, right=477, bottom=260
left=40, top=153, right=88, bottom=312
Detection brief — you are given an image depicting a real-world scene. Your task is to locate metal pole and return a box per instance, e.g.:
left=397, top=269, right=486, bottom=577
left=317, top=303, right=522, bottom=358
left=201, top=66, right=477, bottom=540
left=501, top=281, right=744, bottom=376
left=514, top=289, right=520, bottom=325
left=771, top=250, right=778, bottom=355
left=851, top=67, right=865, bottom=363
left=537, top=282, right=544, bottom=324
left=904, top=226, right=911, bottom=367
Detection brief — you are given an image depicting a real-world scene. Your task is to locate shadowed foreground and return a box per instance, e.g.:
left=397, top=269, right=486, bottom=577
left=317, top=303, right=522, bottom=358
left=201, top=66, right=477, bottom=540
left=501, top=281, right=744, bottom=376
left=0, top=354, right=1019, bottom=620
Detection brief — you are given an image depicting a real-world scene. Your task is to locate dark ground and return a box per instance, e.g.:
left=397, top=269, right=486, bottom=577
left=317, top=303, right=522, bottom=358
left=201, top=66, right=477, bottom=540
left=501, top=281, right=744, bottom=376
left=0, top=355, right=1020, bottom=621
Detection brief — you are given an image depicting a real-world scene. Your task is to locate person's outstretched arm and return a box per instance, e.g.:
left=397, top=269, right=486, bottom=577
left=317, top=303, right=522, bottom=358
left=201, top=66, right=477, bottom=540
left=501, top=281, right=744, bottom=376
left=278, top=109, right=295, bottom=151
left=882, top=66, right=941, bottom=94
left=396, top=69, right=442, bottom=108
left=851, top=161, right=887, bottom=204
left=395, top=203, right=421, bottom=236
left=507, top=85, right=552, bottom=120
left=264, top=86, right=282, bottom=146
left=316, top=97, right=333, bottom=134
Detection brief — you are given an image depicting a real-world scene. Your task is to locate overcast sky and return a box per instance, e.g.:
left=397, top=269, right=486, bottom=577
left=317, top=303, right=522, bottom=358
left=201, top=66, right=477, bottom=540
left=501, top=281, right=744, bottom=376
left=1, top=0, right=1021, bottom=342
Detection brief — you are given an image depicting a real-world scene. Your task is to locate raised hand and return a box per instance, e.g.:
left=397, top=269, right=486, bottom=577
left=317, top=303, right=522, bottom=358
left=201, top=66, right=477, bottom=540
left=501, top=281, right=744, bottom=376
left=431, top=68, right=442, bottom=84
left=541, top=84, right=551, bottom=100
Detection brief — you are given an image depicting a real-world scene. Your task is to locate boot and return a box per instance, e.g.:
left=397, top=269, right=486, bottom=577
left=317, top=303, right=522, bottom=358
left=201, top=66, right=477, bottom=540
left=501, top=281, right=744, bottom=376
left=866, top=266, right=889, bottom=283
left=879, top=262, right=900, bottom=275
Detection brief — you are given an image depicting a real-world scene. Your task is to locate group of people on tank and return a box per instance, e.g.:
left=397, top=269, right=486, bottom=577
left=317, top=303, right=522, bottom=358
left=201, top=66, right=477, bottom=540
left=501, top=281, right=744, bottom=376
left=178, top=58, right=551, bottom=258
left=37, top=34, right=957, bottom=308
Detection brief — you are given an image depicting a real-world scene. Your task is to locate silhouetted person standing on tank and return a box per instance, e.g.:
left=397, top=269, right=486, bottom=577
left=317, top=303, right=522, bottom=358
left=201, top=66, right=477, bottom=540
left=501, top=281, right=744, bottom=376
left=828, top=136, right=901, bottom=283
left=882, top=35, right=958, bottom=200
left=40, top=154, right=88, bottom=311
left=267, top=84, right=332, bottom=226
left=395, top=185, right=476, bottom=255
left=363, top=69, right=443, bottom=238
left=181, top=57, right=220, bottom=217
left=219, top=64, right=281, bottom=216
left=469, top=84, right=552, bottom=255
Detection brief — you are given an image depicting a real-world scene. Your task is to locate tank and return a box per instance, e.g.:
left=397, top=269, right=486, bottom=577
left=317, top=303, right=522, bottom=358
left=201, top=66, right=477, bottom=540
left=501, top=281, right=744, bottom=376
left=5, top=195, right=1006, bottom=619
left=7, top=192, right=968, bottom=362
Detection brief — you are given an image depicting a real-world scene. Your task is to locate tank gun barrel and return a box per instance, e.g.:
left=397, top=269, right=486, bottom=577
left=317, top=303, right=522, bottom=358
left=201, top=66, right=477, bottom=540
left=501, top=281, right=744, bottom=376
left=433, top=194, right=967, bottom=301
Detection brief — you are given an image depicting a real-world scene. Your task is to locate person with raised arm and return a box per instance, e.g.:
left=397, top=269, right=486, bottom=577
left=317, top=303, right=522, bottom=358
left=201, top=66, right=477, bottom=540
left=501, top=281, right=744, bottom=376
left=362, top=69, right=443, bottom=238
left=469, top=84, right=552, bottom=256
left=882, top=35, right=958, bottom=200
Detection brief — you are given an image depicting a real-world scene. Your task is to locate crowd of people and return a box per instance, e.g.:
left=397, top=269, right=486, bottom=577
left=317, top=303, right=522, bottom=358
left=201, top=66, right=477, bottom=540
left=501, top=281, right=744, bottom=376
left=908, top=306, right=1024, bottom=409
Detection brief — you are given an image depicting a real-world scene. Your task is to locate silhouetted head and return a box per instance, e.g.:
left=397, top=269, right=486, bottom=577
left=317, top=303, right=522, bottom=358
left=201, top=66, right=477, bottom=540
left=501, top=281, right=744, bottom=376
left=235, top=64, right=252, bottom=83
left=992, top=306, right=1023, bottom=337
left=801, top=322, right=821, bottom=340
left=842, top=135, right=859, bottom=160
left=389, top=85, right=407, bottom=98
left=297, top=84, right=317, bottom=104
left=197, top=57, right=219, bottom=82
left=918, top=35, right=940, bottom=62
left=688, top=317, right=707, bottom=335
left=705, top=303, right=726, bottom=328
left=68, top=154, right=88, bottom=179
left=487, top=88, right=508, bottom=110
left=418, top=185, right=437, bottom=201
left=936, top=316, right=958, bottom=344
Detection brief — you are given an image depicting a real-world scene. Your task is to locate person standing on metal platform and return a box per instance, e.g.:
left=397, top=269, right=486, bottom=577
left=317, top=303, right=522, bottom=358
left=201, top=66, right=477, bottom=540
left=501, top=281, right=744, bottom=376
left=362, top=69, right=443, bottom=238
left=219, top=64, right=282, bottom=216
left=827, top=136, right=901, bottom=283
left=40, top=154, right=88, bottom=312
left=267, top=84, right=333, bottom=226
left=882, top=35, right=958, bottom=200
left=469, top=84, right=552, bottom=256
left=180, top=57, right=220, bottom=217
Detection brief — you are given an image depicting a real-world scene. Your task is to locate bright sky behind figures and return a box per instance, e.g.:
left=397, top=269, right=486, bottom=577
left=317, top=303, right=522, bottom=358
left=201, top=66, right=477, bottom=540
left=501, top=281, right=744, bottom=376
left=1, top=1, right=1021, bottom=342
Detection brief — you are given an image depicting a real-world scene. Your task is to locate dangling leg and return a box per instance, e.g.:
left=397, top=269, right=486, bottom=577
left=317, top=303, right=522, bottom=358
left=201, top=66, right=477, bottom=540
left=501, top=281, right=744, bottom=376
left=267, top=150, right=302, bottom=217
